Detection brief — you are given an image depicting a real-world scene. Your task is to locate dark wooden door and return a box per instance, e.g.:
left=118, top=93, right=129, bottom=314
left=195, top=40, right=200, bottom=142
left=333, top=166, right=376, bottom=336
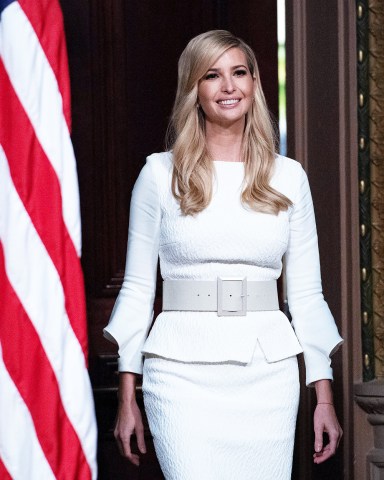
left=61, top=1, right=278, bottom=478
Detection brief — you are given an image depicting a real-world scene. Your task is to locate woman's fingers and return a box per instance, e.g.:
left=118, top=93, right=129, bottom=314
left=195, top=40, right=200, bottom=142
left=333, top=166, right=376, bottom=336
left=313, top=443, right=335, bottom=464
left=115, top=426, right=142, bottom=465
left=313, top=427, right=343, bottom=464
left=329, top=423, right=343, bottom=454
left=114, top=402, right=147, bottom=465
left=313, top=404, right=343, bottom=464
left=314, top=423, right=323, bottom=454
left=336, top=425, right=343, bottom=449
left=135, top=421, right=147, bottom=454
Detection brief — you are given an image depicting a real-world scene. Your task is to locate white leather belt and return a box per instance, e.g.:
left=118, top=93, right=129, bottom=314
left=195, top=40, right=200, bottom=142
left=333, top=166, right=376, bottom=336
left=162, top=277, right=279, bottom=316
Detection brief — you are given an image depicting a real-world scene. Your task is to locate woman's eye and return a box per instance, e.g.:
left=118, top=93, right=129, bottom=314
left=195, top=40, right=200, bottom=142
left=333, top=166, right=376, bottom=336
left=204, top=72, right=218, bottom=80
left=234, top=69, right=247, bottom=77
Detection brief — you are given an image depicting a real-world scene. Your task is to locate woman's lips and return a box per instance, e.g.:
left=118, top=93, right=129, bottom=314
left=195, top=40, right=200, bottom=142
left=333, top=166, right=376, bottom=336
left=216, top=98, right=241, bottom=105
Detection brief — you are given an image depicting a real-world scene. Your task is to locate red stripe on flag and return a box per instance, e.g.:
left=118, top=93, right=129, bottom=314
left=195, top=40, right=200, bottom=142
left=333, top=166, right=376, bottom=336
left=0, top=457, right=12, bottom=480
left=0, top=243, right=91, bottom=480
left=0, top=60, right=88, bottom=360
left=18, top=0, right=71, bottom=130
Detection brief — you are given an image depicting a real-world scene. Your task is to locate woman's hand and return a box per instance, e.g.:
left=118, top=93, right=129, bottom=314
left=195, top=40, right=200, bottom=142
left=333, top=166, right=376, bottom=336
left=312, top=379, right=343, bottom=464
left=313, top=403, right=343, bottom=464
left=114, top=373, right=147, bottom=466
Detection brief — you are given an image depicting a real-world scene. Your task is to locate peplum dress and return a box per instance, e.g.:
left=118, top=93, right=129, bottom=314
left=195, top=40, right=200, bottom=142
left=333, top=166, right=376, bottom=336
left=103, top=152, right=343, bottom=480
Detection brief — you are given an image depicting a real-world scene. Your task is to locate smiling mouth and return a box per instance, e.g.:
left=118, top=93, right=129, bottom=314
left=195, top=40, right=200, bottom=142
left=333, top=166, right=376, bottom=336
left=217, top=99, right=241, bottom=105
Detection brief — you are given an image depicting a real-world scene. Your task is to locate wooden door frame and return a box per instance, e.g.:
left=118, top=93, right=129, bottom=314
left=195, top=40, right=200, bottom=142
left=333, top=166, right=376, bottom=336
left=285, top=1, right=359, bottom=478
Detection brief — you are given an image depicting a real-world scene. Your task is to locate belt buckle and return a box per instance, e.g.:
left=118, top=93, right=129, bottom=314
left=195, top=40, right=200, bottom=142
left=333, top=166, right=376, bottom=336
left=217, top=277, right=247, bottom=316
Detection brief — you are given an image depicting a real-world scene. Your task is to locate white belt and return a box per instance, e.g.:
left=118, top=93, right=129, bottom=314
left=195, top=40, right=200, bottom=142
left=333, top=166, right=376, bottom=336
left=162, top=277, right=279, bottom=316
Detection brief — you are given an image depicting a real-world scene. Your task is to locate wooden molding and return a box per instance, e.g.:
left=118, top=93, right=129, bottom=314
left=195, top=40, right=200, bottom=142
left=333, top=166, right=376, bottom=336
left=369, top=0, right=384, bottom=378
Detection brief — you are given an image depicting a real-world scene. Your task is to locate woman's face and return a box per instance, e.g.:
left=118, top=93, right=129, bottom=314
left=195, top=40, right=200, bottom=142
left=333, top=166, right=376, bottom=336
left=197, top=47, right=254, bottom=129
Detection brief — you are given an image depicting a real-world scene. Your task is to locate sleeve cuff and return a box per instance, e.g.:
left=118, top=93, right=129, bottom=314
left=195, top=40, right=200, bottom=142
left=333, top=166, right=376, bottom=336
left=303, top=347, right=338, bottom=386
left=117, top=355, right=144, bottom=375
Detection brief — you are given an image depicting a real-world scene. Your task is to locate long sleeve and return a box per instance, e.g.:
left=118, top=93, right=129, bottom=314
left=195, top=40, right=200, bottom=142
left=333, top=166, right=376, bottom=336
left=285, top=165, right=343, bottom=386
left=103, top=158, right=161, bottom=374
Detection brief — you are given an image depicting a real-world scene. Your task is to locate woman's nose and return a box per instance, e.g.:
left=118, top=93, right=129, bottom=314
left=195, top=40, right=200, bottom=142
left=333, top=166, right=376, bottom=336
left=221, top=75, right=235, bottom=93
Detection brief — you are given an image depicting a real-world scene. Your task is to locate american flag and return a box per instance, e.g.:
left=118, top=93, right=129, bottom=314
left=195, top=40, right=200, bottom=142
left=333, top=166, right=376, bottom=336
left=0, top=0, right=97, bottom=478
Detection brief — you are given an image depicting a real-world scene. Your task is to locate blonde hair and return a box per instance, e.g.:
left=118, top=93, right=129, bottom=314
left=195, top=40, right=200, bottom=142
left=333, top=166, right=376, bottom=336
left=167, top=30, right=292, bottom=216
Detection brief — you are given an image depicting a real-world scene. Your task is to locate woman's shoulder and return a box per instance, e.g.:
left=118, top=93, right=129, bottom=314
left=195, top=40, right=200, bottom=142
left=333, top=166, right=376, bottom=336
left=145, top=151, right=173, bottom=174
left=274, top=154, right=304, bottom=175
left=136, top=152, right=173, bottom=202
left=135, top=152, right=173, bottom=190
left=272, top=155, right=307, bottom=200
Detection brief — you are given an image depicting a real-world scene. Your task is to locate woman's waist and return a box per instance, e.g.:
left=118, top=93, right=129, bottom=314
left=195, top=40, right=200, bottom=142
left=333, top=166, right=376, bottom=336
left=142, top=311, right=303, bottom=364
left=159, top=263, right=282, bottom=282
left=162, top=277, right=279, bottom=316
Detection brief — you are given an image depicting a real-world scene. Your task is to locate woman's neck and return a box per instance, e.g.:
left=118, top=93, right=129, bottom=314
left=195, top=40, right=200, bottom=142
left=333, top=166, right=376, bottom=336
left=205, top=121, right=244, bottom=162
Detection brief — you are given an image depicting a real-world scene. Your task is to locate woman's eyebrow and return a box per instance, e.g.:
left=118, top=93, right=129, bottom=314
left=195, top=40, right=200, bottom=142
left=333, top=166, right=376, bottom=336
left=206, top=64, right=248, bottom=72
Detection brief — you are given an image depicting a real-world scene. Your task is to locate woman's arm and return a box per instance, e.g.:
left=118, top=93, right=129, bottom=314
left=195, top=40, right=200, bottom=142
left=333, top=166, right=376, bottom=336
left=114, top=372, right=147, bottom=466
left=285, top=163, right=343, bottom=385
left=103, top=156, right=162, bottom=373
left=312, top=379, right=343, bottom=464
left=284, top=162, right=343, bottom=462
left=104, top=155, right=163, bottom=464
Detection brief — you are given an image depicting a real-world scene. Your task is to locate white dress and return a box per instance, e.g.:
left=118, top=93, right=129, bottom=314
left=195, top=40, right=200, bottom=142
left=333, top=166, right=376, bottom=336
left=103, top=152, right=343, bottom=479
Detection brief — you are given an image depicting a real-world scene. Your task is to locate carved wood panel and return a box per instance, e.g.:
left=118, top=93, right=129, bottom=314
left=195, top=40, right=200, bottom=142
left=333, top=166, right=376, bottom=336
left=369, top=0, right=384, bottom=379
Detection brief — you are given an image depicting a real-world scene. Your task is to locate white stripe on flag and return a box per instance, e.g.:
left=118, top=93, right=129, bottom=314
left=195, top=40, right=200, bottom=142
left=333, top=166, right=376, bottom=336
left=0, top=1, right=81, bottom=254
left=0, top=146, right=97, bottom=475
left=0, top=343, right=56, bottom=480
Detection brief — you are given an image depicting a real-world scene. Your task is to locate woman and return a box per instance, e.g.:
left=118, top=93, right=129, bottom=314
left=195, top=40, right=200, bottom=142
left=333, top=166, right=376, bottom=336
left=103, top=30, right=343, bottom=479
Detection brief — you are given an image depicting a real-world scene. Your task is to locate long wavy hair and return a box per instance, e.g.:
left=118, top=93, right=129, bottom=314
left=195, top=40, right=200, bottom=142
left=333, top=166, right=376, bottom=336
left=167, top=30, right=292, bottom=216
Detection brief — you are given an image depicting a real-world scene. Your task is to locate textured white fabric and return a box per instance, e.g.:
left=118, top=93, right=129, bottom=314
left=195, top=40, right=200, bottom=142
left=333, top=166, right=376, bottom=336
left=143, top=344, right=300, bottom=480
left=103, top=152, right=343, bottom=385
